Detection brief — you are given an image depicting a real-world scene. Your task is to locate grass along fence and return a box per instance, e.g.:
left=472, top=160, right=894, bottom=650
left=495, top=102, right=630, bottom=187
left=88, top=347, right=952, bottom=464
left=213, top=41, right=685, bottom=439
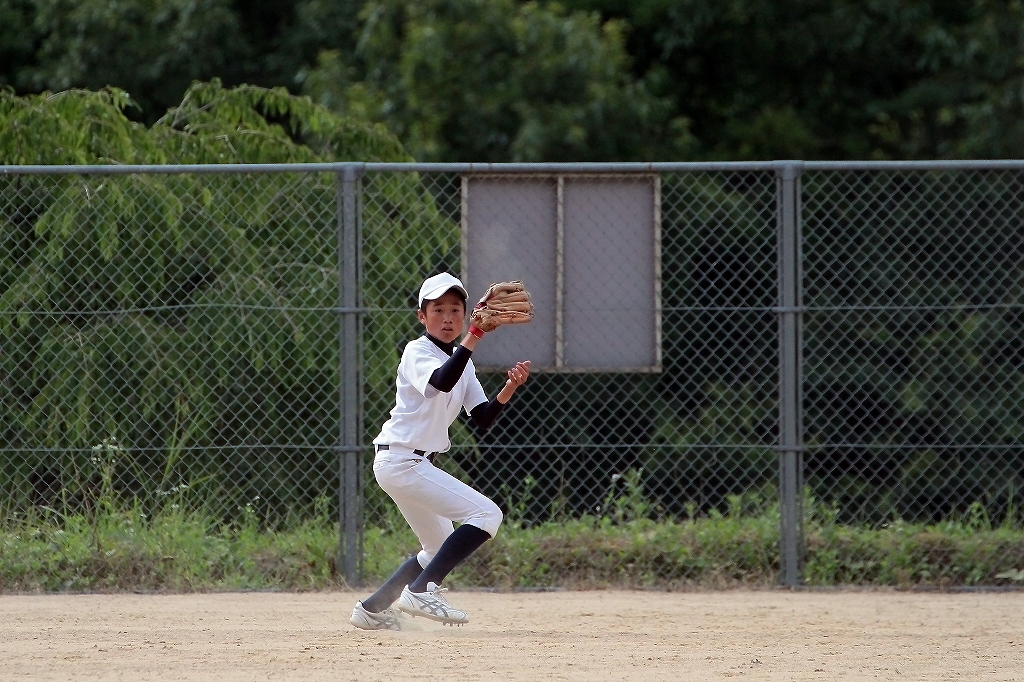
left=3, top=482, right=1023, bottom=592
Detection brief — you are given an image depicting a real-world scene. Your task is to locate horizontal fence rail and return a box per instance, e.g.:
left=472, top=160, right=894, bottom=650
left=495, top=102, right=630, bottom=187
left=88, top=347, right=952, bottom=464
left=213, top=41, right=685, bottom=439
left=2, top=161, right=1023, bottom=589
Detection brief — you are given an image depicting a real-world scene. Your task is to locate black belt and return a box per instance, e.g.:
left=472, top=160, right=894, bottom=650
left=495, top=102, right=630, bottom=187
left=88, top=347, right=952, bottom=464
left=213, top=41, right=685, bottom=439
left=375, top=444, right=437, bottom=463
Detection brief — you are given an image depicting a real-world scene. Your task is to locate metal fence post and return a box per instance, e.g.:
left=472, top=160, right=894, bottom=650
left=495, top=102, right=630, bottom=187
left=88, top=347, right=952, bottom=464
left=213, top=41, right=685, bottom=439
left=776, top=161, right=805, bottom=587
left=337, top=164, right=364, bottom=586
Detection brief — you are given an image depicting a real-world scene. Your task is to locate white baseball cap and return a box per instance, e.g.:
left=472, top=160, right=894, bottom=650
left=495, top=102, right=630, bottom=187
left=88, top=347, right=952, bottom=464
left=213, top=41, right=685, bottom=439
left=418, top=272, right=468, bottom=307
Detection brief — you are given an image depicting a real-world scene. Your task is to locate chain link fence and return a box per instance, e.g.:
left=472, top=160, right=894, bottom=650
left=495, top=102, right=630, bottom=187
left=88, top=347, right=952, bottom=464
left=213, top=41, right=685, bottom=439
left=0, top=169, right=343, bottom=528
left=2, top=162, right=1022, bottom=588
left=802, top=168, right=1024, bottom=585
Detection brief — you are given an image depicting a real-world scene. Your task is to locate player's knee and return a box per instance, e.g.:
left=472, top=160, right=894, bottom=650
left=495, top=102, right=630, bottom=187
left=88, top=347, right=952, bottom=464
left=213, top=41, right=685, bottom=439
left=473, top=500, right=503, bottom=538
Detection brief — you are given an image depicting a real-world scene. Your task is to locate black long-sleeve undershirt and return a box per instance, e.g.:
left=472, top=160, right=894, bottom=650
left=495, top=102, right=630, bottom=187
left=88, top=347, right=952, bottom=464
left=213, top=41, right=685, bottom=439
left=469, top=397, right=505, bottom=431
left=425, top=333, right=507, bottom=432
left=428, top=344, right=472, bottom=392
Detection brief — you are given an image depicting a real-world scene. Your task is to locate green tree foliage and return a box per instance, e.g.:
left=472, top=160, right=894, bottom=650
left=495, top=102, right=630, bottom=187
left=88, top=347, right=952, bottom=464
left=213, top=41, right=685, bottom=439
left=561, top=0, right=1024, bottom=159
left=898, top=0, right=1024, bottom=158
left=12, top=0, right=247, bottom=121
left=0, top=83, right=458, bottom=521
left=7, top=0, right=1024, bottom=159
left=1, top=0, right=364, bottom=124
left=0, top=0, right=37, bottom=91
left=300, top=0, right=693, bottom=161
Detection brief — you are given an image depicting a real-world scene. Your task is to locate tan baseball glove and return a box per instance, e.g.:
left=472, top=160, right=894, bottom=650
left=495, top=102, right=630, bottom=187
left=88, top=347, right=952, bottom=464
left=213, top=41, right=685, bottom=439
left=469, top=280, right=534, bottom=333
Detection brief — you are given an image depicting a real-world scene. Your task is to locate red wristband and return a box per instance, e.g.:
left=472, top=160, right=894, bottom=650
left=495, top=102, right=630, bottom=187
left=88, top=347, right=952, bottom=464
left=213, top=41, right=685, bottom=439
left=468, top=325, right=486, bottom=338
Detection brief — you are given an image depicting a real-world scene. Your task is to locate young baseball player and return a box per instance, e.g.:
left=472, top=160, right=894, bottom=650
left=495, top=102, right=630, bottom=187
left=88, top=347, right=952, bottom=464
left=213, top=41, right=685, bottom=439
left=349, top=272, right=531, bottom=630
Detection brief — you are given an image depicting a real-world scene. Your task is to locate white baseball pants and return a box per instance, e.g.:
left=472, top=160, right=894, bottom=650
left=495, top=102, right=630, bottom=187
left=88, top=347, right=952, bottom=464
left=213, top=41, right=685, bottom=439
left=372, top=446, right=503, bottom=569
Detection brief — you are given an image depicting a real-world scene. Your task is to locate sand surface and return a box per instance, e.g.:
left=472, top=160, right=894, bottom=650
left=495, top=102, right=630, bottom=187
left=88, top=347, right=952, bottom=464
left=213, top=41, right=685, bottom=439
left=2, top=589, right=1023, bottom=681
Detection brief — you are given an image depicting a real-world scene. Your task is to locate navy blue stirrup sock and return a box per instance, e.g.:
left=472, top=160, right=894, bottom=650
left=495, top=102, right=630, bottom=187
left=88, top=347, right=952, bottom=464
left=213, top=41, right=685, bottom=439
left=361, top=556, right=423, bottom=613
left=408, top=524, right=491, bottom=592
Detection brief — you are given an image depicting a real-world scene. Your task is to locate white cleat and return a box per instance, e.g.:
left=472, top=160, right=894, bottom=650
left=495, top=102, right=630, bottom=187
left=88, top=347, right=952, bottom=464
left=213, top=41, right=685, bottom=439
left=350, top=601, right=403, bottom=631
left=397, top=582, right=470, bottom=625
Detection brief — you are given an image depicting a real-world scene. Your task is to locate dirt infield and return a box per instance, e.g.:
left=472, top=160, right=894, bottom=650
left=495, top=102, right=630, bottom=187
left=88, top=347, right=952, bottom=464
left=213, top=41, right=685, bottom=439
left=2, top=589, right=1022, bottom=681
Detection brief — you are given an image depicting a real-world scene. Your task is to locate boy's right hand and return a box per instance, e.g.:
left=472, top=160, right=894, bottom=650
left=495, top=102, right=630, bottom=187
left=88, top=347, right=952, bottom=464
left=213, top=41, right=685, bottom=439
left=506, top=360, right=531, bottom=389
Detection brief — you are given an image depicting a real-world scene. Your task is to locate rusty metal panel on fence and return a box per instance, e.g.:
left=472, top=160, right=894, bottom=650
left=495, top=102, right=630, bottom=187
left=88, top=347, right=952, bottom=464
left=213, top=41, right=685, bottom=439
left=460, top=176, right=558, bottom=368
left=461, top=174, right=661, bottom=371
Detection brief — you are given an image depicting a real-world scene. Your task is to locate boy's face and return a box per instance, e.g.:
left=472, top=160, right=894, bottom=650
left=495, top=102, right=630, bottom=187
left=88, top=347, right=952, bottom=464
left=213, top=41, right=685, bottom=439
left=417, top=290, right=466, bottom=344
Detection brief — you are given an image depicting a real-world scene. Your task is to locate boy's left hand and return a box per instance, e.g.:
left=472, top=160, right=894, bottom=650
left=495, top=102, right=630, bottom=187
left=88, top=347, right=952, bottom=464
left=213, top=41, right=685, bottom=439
left=470, top=281, right=534, bottom=333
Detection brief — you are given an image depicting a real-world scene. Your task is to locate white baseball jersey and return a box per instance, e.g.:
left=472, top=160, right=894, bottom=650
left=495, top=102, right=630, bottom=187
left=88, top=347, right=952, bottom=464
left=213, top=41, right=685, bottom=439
left=374, top=336, right=487, bottom=453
